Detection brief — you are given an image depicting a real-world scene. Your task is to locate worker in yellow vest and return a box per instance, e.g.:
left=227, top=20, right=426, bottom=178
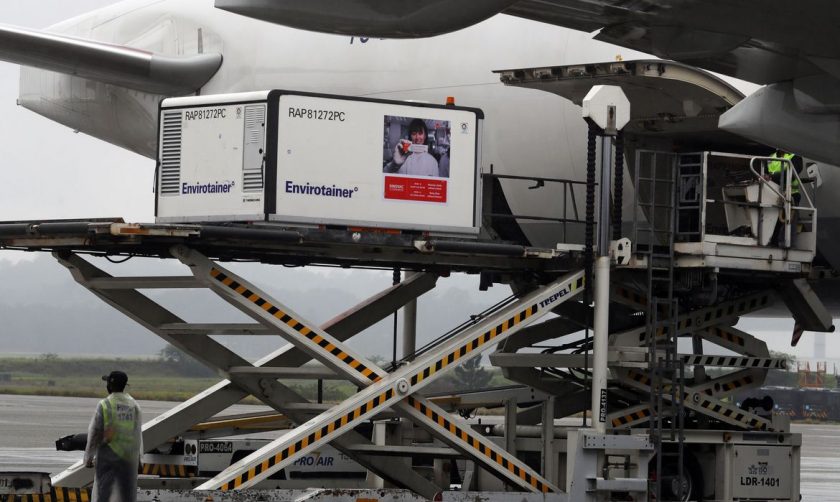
left=84, top=371, right=142, bottom=502
left=767, top=150, right=803, bottom=204
left=767, top=149, right=804, bottom=246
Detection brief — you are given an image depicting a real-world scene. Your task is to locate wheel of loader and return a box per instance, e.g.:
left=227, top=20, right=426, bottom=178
left=651, top=450, right=704, bottom=501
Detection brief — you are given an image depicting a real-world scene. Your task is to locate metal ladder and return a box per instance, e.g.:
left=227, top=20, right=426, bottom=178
left=675, top=153, right=704, bottom=243
left=634, top=150, right=686, bottom=501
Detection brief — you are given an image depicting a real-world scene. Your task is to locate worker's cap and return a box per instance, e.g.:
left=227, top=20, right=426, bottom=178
left=102, top=370, right=128, bottom=387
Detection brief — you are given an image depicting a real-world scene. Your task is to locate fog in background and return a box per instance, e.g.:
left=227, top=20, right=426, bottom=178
left=0, top=253, right=513, bottom=361
left=0, top=0, right=835, bottom=365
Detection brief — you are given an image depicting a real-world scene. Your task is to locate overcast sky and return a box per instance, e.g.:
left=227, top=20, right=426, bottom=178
left=0, top=0, right=833, bottom=364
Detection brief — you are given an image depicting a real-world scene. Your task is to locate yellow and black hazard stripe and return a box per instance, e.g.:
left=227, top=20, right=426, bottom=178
left=411, top=276, right=583, bottom=387
left=3, top=493, right=68, bottom=502
left=7, top=487, right=94, bottom=502
left=0, top=487, right=90, bottom=502
left=213, top=272, right=582, bottom=491
left=644, top=317, right=694, bottom=341
left=611, top=407, right=652, bottom=428
left=50, top=487, right=91, bottom=502
left=614, top=286, right=648, bottom=308
left=702, top=374, right=755, bottom=396
left=614, top=287, right=676, bottom=315
left=407, top=398, right=551, bottom=493
left=705, top=326, right=746, bottom=347
left=140, top=463, right=197, bottom=477
left=219, top=388, right=395, bottom=491
left=409, top=303, right=536, bottom=385
left=638, top=294, right=772, bottom=342
left=210, top=268, right=380, bottom=382
left=682, top=355, right=784, bottom=369
left=694, top=396, right=771, bottom=431
left=624, top=369, right=768, bottom=430
left=627, top=370, right=653, bottom=387
left=625, top=370, right=679, bottom=396
left=697, top=295, right=771, bottom=324
left=406, top=397, right=551, bottom=492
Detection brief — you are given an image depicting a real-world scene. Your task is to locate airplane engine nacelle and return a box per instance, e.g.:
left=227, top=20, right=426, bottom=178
left=18, top=68, right=161, bottom=158
left=719, top=82, right=840, bottom=167
left=14, top=3, right=225, bottom=159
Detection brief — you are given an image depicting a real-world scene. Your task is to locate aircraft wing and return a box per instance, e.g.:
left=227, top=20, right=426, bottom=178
left=0, top=24, right=222, bottom=95
left=225, top=0, right=840, bottom=163
left=215, top=0, right=840, bottom=89
left=500, top=0, right=840, bottom=164
left=504, top=1, right=840, bottom=88
left=215, top=0, right=520, bottom=38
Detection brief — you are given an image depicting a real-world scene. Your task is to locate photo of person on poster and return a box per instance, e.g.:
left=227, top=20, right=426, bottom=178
left=383, top=117, right=449, bottom=178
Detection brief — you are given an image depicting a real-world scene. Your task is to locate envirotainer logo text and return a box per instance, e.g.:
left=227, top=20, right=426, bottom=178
left=182, top=180, right=235, bottom=194
left=285, top=180, right=358, bottom=199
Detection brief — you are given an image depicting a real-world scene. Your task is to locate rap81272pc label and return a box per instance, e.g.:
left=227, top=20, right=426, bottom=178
left=287, top=107, right=346, bottom=122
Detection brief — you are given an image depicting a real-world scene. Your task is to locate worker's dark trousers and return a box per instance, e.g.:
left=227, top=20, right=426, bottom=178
left=93, top=446, right=138, bottom=502
left=772, top=193, right=801, bottom=247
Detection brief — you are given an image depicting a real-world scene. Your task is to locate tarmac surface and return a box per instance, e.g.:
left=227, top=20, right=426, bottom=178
left=0, top=394, right=837, bottom=500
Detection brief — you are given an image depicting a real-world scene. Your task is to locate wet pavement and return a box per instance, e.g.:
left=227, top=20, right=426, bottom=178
left=0, top=394, right=837, bottom=500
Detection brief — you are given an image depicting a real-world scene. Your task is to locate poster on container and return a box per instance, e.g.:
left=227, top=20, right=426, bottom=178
left=272, top=94, right=481, bottom=234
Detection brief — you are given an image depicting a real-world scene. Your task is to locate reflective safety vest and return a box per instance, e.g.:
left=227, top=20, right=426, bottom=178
left=767, top=152, right=800, bottom=194
left=100, top=393, right=139, bottom=462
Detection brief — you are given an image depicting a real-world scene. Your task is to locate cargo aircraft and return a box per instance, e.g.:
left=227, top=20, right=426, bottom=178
left=1, top=0, right=839, bottom=287
left=3, top=2, right=839, bottom=497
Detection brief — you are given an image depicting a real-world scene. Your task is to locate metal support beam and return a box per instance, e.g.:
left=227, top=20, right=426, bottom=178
left=541, top=396, right=557, bottom=485
left=50, top=252, right=441, bottom=497
left=504, top=398, right=518, bottom=457
left=618, top=368, right=773, bottom=431
left=402, top=272, right=418, bottom=360
left=179, top=245, right=584, bottom=492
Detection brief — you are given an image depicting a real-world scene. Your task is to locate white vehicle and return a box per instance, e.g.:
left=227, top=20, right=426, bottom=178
left=192, top=439, right=367, bottom=483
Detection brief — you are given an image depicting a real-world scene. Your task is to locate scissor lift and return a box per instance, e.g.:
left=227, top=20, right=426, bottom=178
left=4, top=179, right=817, bottom=501
left=46, top=244, right=593, bottom=498
left=28, top=173, right=811, bottom=501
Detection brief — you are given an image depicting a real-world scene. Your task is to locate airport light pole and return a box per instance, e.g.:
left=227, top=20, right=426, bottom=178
left=582, top=86, right=630, bottom=433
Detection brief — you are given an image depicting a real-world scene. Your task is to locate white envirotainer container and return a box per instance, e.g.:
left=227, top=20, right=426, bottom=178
left=156, top=90, right=483, bottom=235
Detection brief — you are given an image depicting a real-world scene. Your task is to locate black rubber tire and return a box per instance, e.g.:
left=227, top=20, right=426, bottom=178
left=652, top=451, right=704, bottom=501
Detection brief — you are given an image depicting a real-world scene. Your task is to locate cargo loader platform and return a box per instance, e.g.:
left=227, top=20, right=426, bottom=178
left=0, top=218, right=578, bottom=274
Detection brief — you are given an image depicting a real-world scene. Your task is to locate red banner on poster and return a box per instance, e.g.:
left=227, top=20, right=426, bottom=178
left=384, top=176, right=447, bottom=203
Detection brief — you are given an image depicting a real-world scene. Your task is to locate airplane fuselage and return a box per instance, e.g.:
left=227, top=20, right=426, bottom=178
left=16, top=0, right=840, bottom=262
left=18, top=0, right=649, bottom=246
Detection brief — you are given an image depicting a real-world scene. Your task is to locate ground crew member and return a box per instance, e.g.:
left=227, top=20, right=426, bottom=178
left=767, top=149, right=804, bottom=246
left=767, top=150, right=802, bottom=203
left=84, top=371, right=142, bottom=502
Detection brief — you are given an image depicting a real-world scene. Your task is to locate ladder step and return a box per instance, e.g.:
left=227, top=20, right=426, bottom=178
left=637, top=177, right=675, bottom=183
